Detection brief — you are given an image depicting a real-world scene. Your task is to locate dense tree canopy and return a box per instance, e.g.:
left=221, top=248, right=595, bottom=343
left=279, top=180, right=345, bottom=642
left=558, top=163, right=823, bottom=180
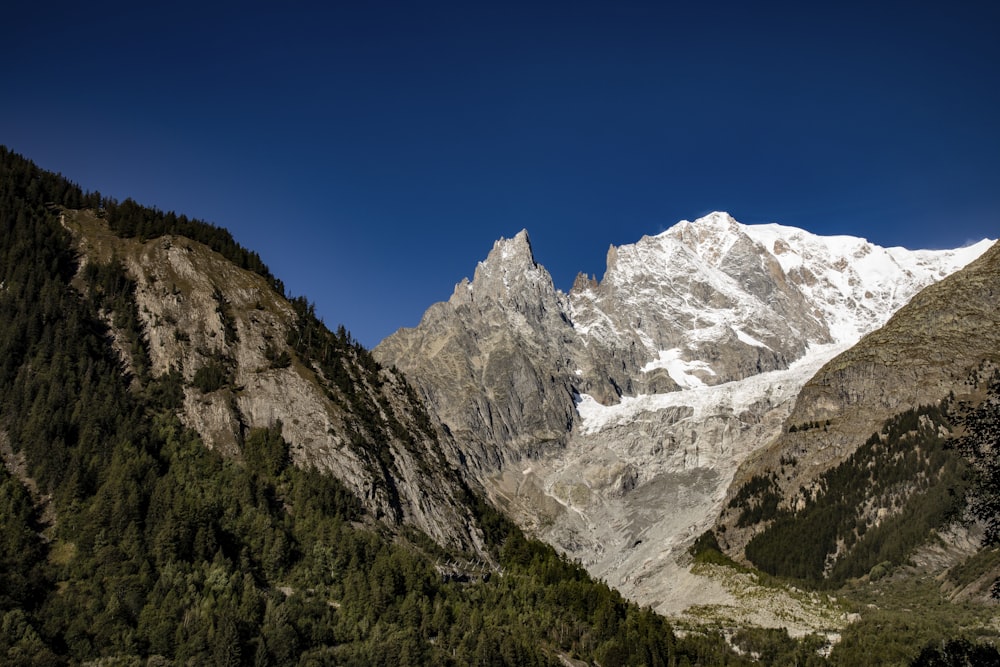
left=742, top=404, right=972, bottom=586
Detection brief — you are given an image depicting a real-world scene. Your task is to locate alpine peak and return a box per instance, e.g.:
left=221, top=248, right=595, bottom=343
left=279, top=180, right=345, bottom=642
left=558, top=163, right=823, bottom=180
left=667, top=211, right=740, bottom=236
left=690, top=210, right=738, bottom=226
left=488, top=229, right=535, bottom=266
left=376, top=213, right=995, bottom=624
left=445, top=228, right=556, bottom=307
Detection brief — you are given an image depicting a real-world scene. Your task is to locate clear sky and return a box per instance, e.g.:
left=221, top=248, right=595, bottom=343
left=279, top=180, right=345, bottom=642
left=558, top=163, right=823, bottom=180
left=4, top=1, right=998, bottom=347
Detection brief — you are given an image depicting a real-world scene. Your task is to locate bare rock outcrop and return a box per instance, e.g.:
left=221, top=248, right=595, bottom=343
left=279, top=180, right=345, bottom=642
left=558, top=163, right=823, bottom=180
left=65, top=209, right=485, bottom=554
left=377, top=230, right=582, bottom=472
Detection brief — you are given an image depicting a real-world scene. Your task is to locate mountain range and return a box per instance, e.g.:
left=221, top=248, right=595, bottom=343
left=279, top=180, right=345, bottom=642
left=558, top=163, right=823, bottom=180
left=2, top=146, right=998, bottom=664
left=376, top=212, right=997, bottom=624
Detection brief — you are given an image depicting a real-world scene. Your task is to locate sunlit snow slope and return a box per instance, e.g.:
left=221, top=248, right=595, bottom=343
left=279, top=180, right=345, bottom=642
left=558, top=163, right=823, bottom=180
left=569, top=212, right=993, bottom=397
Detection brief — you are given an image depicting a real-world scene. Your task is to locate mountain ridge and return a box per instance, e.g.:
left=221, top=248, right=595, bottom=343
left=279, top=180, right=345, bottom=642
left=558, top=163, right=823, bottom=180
left=62, top=207, right=490, bottom=554
left=376, top=211, right=996, bottom=625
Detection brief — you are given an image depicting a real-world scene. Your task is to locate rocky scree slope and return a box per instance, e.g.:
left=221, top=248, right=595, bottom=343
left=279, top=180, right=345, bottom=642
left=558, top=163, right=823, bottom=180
left=65, top=208, right=485, bottom=554
left=375, top=212, right=993, bottom=618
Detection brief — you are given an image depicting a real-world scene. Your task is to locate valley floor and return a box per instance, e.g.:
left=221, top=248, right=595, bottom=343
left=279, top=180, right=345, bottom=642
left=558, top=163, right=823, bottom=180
left=662, top=530, right=1000, bottom=662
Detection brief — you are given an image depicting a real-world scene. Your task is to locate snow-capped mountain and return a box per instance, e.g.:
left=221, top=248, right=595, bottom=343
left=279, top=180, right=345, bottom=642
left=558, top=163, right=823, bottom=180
left=569, top=212, right=992, bottom=398
left=375, top=212, right=994, bottom=623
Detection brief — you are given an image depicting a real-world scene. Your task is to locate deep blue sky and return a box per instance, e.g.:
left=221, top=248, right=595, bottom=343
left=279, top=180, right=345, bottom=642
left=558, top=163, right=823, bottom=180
left=4, top=1, right=998, bottom=347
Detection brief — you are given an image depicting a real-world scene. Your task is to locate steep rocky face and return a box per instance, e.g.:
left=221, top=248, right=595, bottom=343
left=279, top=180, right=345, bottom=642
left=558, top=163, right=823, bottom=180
left=377, top=231, right=582, bottom=472
left=739, top=222, right=988, bottom=342
left=65, top=209, right=485, bottom=554
left=375, top=211, right=993, bottom=617
left=377, top=212, right=989, bottom=481
left=719, top=238, right=1000, bottom=559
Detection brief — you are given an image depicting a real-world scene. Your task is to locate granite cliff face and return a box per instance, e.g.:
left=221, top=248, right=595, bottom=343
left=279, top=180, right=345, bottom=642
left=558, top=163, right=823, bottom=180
left=375, top=212, right=993, bottom=616
left=65, top=209, right=485, bottom=554
left=376, top=231, right=581, bottom=472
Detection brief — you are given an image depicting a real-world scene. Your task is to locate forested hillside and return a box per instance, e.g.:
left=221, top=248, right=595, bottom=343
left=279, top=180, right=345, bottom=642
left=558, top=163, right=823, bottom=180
left=740, top=403, right=970, bottom=584
left=0, top=147, right=743, bottom=665
left=724, top=369, right=1000, bottom=600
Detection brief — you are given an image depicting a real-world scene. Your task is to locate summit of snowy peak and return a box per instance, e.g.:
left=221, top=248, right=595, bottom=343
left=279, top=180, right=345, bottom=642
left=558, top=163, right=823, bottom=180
left=567, top=213, right=993, bottom=388
left=568, top=213, right=827, bottom=386
left=665, top=211, right=738, bottom=230
left=657, top=212, right=750, bottom=267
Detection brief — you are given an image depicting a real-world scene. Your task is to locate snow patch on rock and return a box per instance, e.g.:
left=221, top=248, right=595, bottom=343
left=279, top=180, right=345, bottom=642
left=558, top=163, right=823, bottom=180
left=639, top=348, right=716, bottom=388
left=578, top=343, right=846, bottom=435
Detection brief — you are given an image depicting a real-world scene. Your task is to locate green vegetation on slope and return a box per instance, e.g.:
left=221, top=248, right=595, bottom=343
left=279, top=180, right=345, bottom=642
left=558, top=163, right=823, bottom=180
left=6, top=146, right=996, bottom=666
left=953, top=370, right=1000, bottom=549
left=0, top=146, right=746, bottom=665
left=741, top=404, right=971, bottom=586
left=829, top=576, right=1000, bottom=666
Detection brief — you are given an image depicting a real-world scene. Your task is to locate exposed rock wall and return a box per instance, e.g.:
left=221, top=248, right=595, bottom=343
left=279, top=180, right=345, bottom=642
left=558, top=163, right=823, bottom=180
left=66, top=209, right=485, bottom=554
left=377, top=231, right=583, bottom=473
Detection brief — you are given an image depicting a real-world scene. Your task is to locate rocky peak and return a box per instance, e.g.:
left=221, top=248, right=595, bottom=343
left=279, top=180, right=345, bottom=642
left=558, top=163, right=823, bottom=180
left=478, top=229, right=536, bottom=276
left=456, top=229, right=537, bottom=296
left=665, top=211, right=744, bottom=267
left=446, top=231, right=565, bottom=337
left=492, top=228, right=536, bottom=266
left=571, top=272, right=598, bottom=293
left=569, top=214, right=826, bottom=389
left=377, top=228, right=580, bottom=474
